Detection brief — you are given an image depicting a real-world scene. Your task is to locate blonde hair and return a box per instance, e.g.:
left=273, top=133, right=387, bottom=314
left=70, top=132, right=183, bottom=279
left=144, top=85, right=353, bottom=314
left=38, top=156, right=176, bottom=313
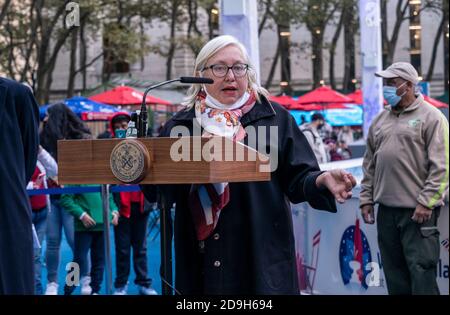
left=182, top=35, right=269, bottom=108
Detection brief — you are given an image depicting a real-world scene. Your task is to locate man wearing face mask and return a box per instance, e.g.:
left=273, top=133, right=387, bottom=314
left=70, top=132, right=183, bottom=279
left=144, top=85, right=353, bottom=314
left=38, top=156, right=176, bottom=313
left=360, top=62, right=449, bottom=295
left=300, top=113, right=329, bottom=163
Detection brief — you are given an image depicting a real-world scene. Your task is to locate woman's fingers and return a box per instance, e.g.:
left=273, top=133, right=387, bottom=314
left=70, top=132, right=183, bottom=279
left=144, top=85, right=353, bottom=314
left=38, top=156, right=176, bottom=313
left=343, top=175, right=353, bottom=191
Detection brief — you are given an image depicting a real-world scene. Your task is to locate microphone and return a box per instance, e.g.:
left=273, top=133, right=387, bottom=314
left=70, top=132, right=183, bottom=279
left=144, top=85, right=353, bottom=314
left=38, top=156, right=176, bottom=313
left=137, top=77, right=214, bottom=137
left=179, top=77, right=214, bottom=84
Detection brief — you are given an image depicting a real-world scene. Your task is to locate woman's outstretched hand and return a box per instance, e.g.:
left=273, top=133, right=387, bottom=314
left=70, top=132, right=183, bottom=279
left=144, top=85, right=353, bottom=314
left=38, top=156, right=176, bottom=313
left=316, top=169, right=357, bottom=204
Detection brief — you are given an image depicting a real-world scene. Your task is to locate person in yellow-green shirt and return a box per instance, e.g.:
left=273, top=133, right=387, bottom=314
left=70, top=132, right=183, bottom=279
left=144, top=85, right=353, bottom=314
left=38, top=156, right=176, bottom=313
left=360, top=62, right=449, bottom=295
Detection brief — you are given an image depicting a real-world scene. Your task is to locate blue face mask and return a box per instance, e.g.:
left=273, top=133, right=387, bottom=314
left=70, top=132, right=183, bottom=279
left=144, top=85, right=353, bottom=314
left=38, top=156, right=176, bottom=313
left=115, top=129, right=126, bottom=138
left=383, top=82, right=407, bottom=107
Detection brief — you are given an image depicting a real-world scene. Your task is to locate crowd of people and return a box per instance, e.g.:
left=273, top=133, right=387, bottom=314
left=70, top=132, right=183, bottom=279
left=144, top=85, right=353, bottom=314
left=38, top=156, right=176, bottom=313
left=299, top=113, right=356, bottom=163
left=26, top=105, right=158, bottom=295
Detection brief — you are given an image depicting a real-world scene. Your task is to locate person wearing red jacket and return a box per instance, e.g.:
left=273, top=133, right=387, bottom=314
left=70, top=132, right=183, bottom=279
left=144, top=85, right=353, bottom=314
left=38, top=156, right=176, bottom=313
left=108, top=112, right=157, bottom=295
left=27, top=145, right=58, bottom=294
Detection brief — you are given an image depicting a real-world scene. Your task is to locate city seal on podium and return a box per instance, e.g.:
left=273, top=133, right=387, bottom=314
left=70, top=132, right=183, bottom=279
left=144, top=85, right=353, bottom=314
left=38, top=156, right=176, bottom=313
left=110, top=139, right=150, bottom=184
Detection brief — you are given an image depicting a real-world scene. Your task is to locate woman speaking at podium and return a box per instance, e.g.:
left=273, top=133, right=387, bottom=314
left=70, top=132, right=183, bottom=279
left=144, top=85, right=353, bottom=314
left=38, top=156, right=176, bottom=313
left=142, top=35, right=356, bottom=295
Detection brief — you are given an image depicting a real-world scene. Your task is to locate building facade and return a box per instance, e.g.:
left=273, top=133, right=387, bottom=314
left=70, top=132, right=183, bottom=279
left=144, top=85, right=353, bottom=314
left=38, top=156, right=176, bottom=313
left=48, top=0, right=447, bottom=102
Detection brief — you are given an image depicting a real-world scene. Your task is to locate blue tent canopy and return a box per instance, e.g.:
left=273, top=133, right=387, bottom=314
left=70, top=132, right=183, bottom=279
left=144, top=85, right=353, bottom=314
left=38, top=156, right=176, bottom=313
left=39, top=96, right=125, bottom=121
left=289, top=104, right=363, bottom=127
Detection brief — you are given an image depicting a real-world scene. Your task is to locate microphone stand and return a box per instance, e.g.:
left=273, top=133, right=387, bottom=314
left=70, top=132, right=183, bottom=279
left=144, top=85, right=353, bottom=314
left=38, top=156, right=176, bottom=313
left=137, top=79, right=180, bottom=295
left=138, top=77, right=213, bottom=137
left=138, top=79, right=181, bottom=138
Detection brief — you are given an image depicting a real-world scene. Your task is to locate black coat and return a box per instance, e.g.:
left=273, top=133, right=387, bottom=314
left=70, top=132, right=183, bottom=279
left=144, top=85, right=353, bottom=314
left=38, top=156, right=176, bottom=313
left=0, top=78, right=39, bottom=294
left=142, top=97, right=336, bottom=295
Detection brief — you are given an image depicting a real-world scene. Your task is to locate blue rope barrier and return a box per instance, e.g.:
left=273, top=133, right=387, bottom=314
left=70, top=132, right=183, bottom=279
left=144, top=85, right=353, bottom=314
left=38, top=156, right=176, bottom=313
left=27, top=185, right=141, bottom=196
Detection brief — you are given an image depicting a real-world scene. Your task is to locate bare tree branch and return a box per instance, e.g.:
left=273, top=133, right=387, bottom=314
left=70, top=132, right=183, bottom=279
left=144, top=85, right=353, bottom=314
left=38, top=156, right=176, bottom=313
left=258, top=0, right=273, bottom=36
left=0, top=0, right=11, bottom=26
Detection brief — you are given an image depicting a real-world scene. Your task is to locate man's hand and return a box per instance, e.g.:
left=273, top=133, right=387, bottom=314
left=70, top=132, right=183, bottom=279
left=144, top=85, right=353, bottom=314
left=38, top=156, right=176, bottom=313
left=111, top=212, right=119, bottom=226
left=81, top=214, right=96, bottom=228
left=361, top=204, right=375, bottom=224
left=316, top=169, right=357, bottom=203
left=411, top=204, right=433, bottom=224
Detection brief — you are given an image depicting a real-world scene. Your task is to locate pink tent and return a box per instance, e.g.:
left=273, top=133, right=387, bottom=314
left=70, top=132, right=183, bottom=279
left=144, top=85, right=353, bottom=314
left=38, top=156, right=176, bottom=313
left=89, top=86, right=172, bottom=106
left=297, top=86, right=353, bottom=104
left=289, top=103, right=348, bottom=111
left=424, top=95, right=449, bottom=108
left=269, top=95, right=297, bottom=109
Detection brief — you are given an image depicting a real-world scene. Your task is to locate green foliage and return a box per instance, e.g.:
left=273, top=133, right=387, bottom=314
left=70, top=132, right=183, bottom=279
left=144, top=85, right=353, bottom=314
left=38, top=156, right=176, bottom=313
left=103, top=23, right=149, bottom=65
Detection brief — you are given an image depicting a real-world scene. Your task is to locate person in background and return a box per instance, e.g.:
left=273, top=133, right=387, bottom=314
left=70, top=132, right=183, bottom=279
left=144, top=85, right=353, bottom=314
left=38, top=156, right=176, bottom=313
left=337, top=125, right=354, bottom=145
left=40, top=103, right=92, bottom=295
left=300, top=113, right=329, bottom=163
left=299, top=114, right=307, bottom=126
left=107, top=112, right=158, bottom=295
left=97, top=121, right=112, bottom=139
left=325, top=139, right=344, bottom=162
left=61, top=183, right=119, bottom=295
left=0, top=77, right=39, bottom=294
left=360, top=62, right=449, bottom=295
left=27, top=145, right=58, bottom=294
left=337, top=140, right=352, bottom=160
left=319, top=120, right=333, bottom=140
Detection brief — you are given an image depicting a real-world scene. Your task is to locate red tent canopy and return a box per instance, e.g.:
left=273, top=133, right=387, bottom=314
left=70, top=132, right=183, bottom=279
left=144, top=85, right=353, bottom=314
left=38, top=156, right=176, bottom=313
left=424, top=95, right=448, bottom=108
left=268, top=95, right=297, bottom=109
left=347, top=89, right=363, bottom=104
left=297, top=86, right=353, bottom=104
left=89, top=86, right=172, bottom=106
left=289, top=103, right=349, bottom=111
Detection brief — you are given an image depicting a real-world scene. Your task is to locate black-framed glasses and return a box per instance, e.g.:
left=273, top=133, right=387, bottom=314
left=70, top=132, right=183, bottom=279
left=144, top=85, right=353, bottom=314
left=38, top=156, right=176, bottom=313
left=202, top=63, right=249, bottom=78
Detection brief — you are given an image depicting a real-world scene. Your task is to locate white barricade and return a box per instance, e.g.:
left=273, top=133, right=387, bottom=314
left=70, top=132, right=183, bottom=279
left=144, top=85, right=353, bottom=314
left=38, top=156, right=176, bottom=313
left=292, top=158, right=449, bottom=295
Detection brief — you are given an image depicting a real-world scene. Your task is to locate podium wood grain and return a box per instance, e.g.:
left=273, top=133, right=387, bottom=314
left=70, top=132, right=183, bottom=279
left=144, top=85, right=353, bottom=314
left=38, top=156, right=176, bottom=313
left=58, top=137, right=271, bottom=184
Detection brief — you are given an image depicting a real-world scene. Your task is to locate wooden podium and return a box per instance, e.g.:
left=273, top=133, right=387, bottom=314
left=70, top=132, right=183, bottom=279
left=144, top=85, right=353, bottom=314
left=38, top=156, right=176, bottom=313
left=58, top=136, right=270, bottom=295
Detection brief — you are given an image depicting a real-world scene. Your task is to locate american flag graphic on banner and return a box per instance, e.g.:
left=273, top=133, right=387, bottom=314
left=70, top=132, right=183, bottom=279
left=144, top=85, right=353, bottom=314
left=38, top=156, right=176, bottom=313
left=189, top=183, right=230, bottom=240
left=442, top=238, right=449, bottom=252
left=313, top=230, right=321, bottom=246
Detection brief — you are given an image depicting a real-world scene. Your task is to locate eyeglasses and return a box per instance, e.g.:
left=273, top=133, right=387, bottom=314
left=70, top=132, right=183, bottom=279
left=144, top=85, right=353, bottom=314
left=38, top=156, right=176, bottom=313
left=202, top=63, right=249, bottom=78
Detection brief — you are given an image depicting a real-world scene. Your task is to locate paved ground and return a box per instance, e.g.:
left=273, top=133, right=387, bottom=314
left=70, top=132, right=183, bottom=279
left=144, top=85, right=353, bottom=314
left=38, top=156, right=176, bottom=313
left=39, top=211, right=172, bottom=295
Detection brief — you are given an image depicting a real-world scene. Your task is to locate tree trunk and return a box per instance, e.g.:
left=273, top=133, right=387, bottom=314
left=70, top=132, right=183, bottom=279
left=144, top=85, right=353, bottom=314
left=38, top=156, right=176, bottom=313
left=67, top=28, right=79, bottom=98
left=43, top=60, right=57, bottom=104
left=187, top=0, right=203, bottom=54
left=4, top=14, right=15, bottom=79
left=329, top=12, right=344, bottom=89
left=279, top=23, right=291, bottom=93
left=264, top=36, right=280, bottom=89
left=166, top=0, right=178, bottom=80
left=380, top=0, right=388, bottom=66
left=20, top=0, right=38, bottom=82
left=140, top=10, right=145, bottom=71
left=0, top=0, right=12, bottom=26
left=80, top=21, right=87, bottom=91
left=383, top=0, right=409, bottom=65
left=342, top=2, right=356, bottom=92
left=425, top=14, right=444, bottom=82
left=258, top=0, right=272, bottom=36
left=312, top=31, right=324, bottom=88
left=34, top=0, right=72, bottom=103
left=207, top=5, right=214, bottom=39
